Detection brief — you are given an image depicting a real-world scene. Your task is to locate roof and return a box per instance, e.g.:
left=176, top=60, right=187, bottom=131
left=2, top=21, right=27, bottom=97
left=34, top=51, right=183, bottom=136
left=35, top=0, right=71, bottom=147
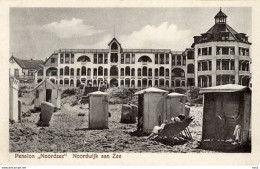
left=31, top=79, right=61, bottom=92
left=168, top=92, right=185, bottom=97
left=214, top=9, right=227, bottom=18
left=199, top=84, right=248, bottom=94
left=206, top=24, right=238, bottom=39
left=135, top=87, right=169, bottom=95
left=10, top=56, right=44, bottom=69
left=108, top=37, right=121, bottom=46
left=88, top=91, right=108, bottom=96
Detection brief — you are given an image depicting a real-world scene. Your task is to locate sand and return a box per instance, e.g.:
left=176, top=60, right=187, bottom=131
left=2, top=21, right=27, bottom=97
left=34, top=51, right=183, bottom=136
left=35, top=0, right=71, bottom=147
left=9, top=93, right=214, bottom=153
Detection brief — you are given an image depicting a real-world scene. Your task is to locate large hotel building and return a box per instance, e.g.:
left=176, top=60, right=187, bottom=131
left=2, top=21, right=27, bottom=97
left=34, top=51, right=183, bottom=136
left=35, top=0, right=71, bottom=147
left=34, top=9, right=251, bottom=89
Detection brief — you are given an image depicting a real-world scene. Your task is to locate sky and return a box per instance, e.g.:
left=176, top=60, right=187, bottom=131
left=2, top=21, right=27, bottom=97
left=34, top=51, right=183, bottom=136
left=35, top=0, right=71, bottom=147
left=10, top=7, right=252, bottom=60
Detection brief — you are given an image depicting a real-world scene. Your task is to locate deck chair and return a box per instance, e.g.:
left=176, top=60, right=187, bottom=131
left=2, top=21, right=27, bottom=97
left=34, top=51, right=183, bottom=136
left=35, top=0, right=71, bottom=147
left=157, top=117, right=194, bottom=140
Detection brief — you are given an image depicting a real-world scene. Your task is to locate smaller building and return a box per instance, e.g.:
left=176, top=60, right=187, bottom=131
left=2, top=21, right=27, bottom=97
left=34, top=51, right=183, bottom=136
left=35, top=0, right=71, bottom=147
left=9, top=55, right=44, bottom=83
left=166, top=92, right=186, bottom=121
left=32, top=79, right=61, bottom=109
left=135, top=87, right=168, bottom=133
left=88, top=91, right=109, bottom=129
left=200, top=84, right=251, bottom=145
left=9, top=77, right=21, bottom=122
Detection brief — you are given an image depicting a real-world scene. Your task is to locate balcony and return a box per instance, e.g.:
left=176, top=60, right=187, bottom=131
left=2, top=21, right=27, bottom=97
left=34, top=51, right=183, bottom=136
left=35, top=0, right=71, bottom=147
left=110, top=75, right=118, bottom=79
left=15, top=75, right=35, bottom=80
left=239, top=71, right=250, bottom=76
left=216, top=70, right=235, bottom=75
left=110, top=62, right=118, bottom=66
left=131, top=76, right=135, bottom=79
left=148, top=76, right=153, bottom=79
left=197, top=70, right=212, bottom=76
left=137, top=76, right=142, bottom=79
left=142, top=62, right=148, bottom=65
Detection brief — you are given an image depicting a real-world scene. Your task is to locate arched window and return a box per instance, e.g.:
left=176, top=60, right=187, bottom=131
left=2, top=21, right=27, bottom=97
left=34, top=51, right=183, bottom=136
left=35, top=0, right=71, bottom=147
left=65, top=66, right=69, bottom=76
left=77, top=68, right=80, bottom=76
left=70, top=68, right=74, bottom=76
left=125, top=78, right=130, bottom=87
left=87, top=68, right=91, bottom=76
left=94, top=68, right=97, bottom=76
left=131, top=80, right=135, bottom=87
left=138, top=80, right=141, bottom=87
left=125, top=66, right=130, bottom=76
left=121, top=68, right=124, bottom=76
left=46, top=67, right=57, bottom=76
left=155, top=68, right=158, bottom=76
left=98, top=66, right=103, bottom=76
left=70, top=79, right=74, bottom=87
left=138, top=56, right=152, bottom=62
left=81, top=66, right=86, bottom=76
left=138, top=68, right=141, bottom=76
left=76, top=79, right=81, bottom=87
left=120, top=80, right=124, bottom=86
left=155, top=80, right=158, bottom=87
left=59, top=79, right=63, bottom=85
left=187, top=64, right=195, bottom=73
left=166, top=80, right=169, bottom=87
left=110, top=66, right=118, bottom=76
left=142, top=67, right=147, bottom=76
left=111, top=42, right=118, bottom=50
left=148, top=68, right=152, bottom=76
left=131, top=68, right=135, bottom=76
left=159, top=67, right=164, bottom=76
left=148, top=80, right=152, bottom=87
left=77, top=55, right=91, bottom=62
left=93, top=80, right=97, bottom=87
left=172, top=68, right=185, bottom=77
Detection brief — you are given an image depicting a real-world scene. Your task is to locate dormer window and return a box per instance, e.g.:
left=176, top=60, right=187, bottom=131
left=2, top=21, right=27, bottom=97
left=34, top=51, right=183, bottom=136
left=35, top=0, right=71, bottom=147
left=111, top=42, right=118, bottom=50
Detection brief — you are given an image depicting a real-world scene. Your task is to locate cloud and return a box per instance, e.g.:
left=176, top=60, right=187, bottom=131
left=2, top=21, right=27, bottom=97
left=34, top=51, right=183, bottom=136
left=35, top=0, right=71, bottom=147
left=42, top=18, right=104, bottom=38
left=119, top=22, right=192, bottom=50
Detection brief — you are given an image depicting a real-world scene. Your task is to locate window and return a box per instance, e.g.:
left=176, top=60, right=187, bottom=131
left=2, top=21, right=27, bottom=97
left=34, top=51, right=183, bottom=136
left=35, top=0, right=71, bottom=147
left=28, top=71, right=34, bottom=76
left=77, top=68, right=80, bottom=76
left=165, top=69, right=169, bottom=76
left=160, top=54, right=164, bottom=64
left=172, top=55, right=175, bottom=65
left=70, top=68, right=74, bottom=76
left=155, top=54, right=158, bottom=64
left=98, top=67, right=103, bottom=76
left=183, top=55, right=186, bottom=65
left=198, top=48, right=201, bottom=56
left=131, top=68, right=135, bottom=76
left=121, top=54, right=124, bottom=64
left=94, top=54, right=97, bottom=64
left=138, top=68, right=141, bottom=76
left=104, top=54, right=108, bottom=64
left=94, top=68, right=97, bottom=76
left=125, top=67, right=130, bottom=76
left=166, top=54, right=169, bottom=64
left=216, top=47, right=235, bottom=55
left=65, top=54, right=70, bottom=63
left=148, top=68, right=152, bottom=76
left=65, top=66, right=69, bottom=75
left=71, top=54, right=74, bottom=64
left=98, top=54, right=103, bottom=64
left=132, top=54, right=135, bottom=64
left=87, top=68, right=91, bottom=76
left=60, top=54, right=64, bottom=64
left=51, top=58, right=55, bottom=63
left=121, top=68, right=124, bottom=76
left=125, top=54, right=130, bottom=64
left=155, top=68, right=158, bottom=76
left=177, top=55, right=181, bottom=65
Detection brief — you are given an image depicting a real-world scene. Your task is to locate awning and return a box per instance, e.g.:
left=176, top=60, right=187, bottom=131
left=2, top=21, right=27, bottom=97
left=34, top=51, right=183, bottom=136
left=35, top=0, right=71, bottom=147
left=199, top=84, right=248, bottom=94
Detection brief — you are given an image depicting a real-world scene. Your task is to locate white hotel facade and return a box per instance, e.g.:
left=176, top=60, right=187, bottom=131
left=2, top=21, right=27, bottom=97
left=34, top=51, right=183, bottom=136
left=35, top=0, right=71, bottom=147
left=35, top=9, right=251, bottom=89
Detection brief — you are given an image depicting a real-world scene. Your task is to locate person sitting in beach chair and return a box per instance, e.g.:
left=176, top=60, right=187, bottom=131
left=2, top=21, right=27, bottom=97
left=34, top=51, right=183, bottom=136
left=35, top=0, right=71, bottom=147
left=147, top=115, right=186, bottom=139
